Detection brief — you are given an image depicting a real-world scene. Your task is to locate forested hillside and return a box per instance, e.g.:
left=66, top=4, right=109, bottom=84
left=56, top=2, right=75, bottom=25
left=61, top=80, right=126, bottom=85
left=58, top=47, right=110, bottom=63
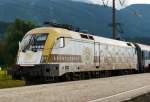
left=0, top=21, right=10, bottom=39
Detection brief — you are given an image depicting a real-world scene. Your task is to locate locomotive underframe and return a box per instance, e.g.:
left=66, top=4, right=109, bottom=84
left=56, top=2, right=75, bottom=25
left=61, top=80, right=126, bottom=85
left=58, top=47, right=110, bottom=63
left=8, top=64, right=141, bottom=85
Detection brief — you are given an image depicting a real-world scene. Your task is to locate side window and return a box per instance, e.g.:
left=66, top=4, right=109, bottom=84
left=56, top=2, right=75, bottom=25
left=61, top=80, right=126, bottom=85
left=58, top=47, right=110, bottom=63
left=145, top=51, right=148, bottom=60
left=54, top=37, right=65, bottom=48
left=149, top=52, right=150, bottom=59
left=59, top=37, right=65, bottom=48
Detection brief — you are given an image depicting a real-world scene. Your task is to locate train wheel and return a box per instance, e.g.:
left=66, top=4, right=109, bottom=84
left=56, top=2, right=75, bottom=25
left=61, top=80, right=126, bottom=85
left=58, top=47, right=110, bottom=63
left=65, top=73, right=72, bottom=81
left=95, top=71, right=99, bottom=78
left=72, top=73, right=80, bottom=81
left=80, top=72, right=85, bottom=80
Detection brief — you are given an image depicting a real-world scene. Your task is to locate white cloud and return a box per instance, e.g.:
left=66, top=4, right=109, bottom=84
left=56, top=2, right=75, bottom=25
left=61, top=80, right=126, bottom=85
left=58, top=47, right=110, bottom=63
left=72, top=0, right=150, bottom=9
left=129, top=0, right=150, bottom=5
left=72, top=0, right=103, bottom=5
left=74, top=0, right=150, bottom=4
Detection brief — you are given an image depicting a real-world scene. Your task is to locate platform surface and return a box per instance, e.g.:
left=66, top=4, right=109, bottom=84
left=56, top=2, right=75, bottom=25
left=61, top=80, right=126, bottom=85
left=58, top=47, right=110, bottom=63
left=1, top=73, right=150, bottom=102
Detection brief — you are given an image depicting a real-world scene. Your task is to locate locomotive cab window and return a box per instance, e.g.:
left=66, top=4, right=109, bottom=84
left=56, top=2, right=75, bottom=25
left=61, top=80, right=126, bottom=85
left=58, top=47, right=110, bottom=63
left=32, top=34, right=48, bottom=49
left=20, top=33, right=48, bottom=52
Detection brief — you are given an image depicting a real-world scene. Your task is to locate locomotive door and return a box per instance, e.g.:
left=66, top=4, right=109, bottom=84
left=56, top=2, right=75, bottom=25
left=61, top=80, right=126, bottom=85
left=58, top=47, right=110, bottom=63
left=94, top=42, right=100, bottom=68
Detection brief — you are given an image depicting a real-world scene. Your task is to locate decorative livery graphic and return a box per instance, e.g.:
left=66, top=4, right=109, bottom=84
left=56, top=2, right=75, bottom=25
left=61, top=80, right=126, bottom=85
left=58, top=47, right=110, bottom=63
left=82, top=47, right=94, bottom=64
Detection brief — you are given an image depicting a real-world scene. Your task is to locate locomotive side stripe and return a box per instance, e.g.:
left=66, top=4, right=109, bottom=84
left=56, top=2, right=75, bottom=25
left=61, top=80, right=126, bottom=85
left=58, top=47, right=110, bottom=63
left=42, top=54, right=138, bottom=64
left=49, top=55, right=103, bottom=63
left=49, top=54, right=82, bottom=63
left=42, top=54, right=100, bottom=63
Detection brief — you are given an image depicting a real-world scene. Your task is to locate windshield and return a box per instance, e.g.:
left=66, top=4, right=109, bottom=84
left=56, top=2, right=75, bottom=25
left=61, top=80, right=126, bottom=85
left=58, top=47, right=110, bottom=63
left=20, top=33, right=48, bottom=52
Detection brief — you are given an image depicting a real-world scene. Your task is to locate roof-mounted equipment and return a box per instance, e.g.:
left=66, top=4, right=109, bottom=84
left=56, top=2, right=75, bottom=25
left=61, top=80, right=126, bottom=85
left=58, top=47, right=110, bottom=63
left=44, top=21, right=80, bottom=32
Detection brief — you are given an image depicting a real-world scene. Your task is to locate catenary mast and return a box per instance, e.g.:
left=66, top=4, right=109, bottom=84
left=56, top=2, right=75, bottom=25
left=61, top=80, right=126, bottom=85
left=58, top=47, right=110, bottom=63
left=112, top=0, right=117, bottom=39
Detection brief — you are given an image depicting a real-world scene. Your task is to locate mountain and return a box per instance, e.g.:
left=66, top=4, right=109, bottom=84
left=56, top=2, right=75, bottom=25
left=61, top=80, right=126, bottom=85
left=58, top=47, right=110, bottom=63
left=0, top=0, right=149, bottom=44
left=119, top=4, right=150, bottom=38
left=0, top=0, right=113, bottom=37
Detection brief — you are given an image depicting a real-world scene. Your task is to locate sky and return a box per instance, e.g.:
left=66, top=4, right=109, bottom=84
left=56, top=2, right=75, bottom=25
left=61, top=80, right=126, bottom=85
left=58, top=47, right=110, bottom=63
left=72, top=0, right=150, bottom=9
left=129, top=0, right=150, bottom=5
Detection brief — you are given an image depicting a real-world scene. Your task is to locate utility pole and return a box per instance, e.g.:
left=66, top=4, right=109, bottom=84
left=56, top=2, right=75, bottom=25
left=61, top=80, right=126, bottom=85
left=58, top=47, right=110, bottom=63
left=112, top=0, right=117, bottom=39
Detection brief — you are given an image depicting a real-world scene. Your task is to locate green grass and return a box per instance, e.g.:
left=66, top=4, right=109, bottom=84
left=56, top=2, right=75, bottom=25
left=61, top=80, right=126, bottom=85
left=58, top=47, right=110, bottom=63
left=0, top=80, right=25, bottom=89
left=0, top=70, right=25, bottom=89
left=0, top=70, right=11, bottom=80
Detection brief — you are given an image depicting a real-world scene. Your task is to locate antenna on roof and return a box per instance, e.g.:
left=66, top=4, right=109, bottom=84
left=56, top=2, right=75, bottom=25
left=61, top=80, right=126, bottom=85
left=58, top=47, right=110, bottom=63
left=43, top=21, right=80, bottom=32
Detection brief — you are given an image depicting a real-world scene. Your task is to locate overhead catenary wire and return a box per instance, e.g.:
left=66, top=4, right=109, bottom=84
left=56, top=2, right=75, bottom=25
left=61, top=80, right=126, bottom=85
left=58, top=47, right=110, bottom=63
left=100, top=0, right=109, bottom=7
left=100, top=0, right=127, bottom=8
left=119, top=0, right=126, bottom=6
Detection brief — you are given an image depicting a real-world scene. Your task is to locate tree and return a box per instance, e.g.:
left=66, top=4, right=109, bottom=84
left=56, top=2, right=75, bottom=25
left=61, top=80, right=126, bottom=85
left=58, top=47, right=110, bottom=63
left=0, top=42, right=5, bottom=66
left=4, top=19, right=35, bottom=66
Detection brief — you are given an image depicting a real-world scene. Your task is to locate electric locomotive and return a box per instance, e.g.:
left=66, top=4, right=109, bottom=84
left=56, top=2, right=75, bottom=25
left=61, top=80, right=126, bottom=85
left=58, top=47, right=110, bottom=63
left=8, top=24, right=150, bottom=83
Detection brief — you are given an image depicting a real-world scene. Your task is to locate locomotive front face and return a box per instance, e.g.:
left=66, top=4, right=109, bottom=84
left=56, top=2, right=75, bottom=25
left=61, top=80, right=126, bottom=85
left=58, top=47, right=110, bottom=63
left=16, top=28, right=60, bottom=66
left=8, top=28, right=64, bottom=81
left=17, top=33, right=48, bottom=65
